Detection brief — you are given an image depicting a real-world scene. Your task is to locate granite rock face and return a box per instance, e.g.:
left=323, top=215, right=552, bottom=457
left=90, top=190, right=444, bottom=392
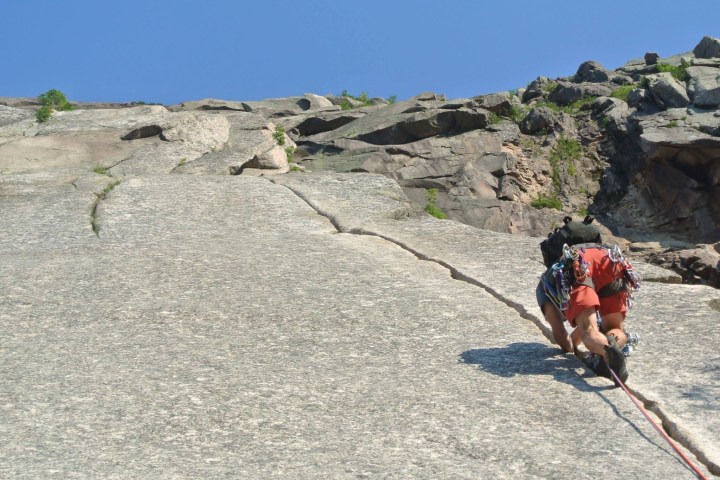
left=2, top=35, right=720, bottom=477
left=1, top=161, right=718, bottom=478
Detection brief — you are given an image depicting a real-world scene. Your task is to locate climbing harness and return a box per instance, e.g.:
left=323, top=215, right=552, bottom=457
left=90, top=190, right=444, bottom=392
left=540, top=243, right=641, bottom=315
left=609, top=369, right=709, bottom=480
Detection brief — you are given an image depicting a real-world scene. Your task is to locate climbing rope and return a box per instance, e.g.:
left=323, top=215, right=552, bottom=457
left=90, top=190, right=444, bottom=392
left=609, top=370, right=709, bottom=480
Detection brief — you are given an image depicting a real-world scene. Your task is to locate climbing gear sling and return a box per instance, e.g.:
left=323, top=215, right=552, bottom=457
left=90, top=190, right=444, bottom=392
left=540, top=243, right=641, bottom=315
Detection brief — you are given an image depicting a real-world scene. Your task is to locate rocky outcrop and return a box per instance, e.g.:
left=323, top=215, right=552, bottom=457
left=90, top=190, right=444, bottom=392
left=694, top=35, right=720, bottom=58
left=549, top=82, right=613, bottom=106
left=687, top=66, right=720, bottom=107
left=646, top=73, right=690, bottom=108
left=4, top=36, right=720, bottom=286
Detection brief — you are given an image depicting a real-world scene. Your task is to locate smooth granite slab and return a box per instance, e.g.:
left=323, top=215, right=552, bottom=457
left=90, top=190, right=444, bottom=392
left=0, top=173, right=715, bottom=478
left=274, top=172, right=720, bottom=477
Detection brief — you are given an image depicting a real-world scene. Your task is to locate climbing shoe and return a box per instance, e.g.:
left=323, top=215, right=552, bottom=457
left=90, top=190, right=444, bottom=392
left=586, top=354, right=612, bottom=380
left=605, top=336, right=629, bottom=384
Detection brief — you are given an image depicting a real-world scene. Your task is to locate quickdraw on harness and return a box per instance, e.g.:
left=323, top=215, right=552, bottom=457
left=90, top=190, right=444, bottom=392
left=540, top=243, right=641, bottom=315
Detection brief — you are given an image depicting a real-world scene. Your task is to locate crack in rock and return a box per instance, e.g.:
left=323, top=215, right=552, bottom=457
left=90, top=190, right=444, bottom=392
left=271, top=177, right=717, bottom=476
left=90, top=179, right=121, bottom=236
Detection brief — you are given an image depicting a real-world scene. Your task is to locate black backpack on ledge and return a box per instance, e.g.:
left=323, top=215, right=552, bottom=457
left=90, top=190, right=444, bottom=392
left=540, top=215, right=602, bottom=268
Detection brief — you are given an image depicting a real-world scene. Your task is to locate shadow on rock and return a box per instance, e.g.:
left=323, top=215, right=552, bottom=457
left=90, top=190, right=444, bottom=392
left=459, top=341, right=609, bottom=392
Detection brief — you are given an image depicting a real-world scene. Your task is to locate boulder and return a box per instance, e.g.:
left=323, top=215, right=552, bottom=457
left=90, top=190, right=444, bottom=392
left=239, top=95, right=339, bottom=118
left=644, top=52, right=660, bottom=65
left=548, top=82, right=613, bottom=106
left=574, top=61, right=610, bottom=83
left=172, top=113, right=289, bottom=176
left=277, top=109, right=367, bottom=137
left=521, top=77, right=551, bottom=103
left=678, top=243, right=720, bottom=286
left=693, top=35, right=720, bottom=59
left=413, top=91, right=446, bottom=102
left=296, top=93, right=335, bottom=111
left=645, top=73, right=690, bottom=109
left=241, top=145, right=290, bottom=175
left=686, top=66, right=720, bottom=108
left=303, top=97, right=488, bottom=146
left=113, top=112, right=231, bottom=176
left=473, top=92, right=512, bottom=114
left=593, top=97, right=630, bottom=134
left=520, top=106, right=557, bottom=134
left=154, top=112, right=230, bottom=150
left=627, top=88, right=652, bottom=108
left=610, top=74, right=635, bottom=85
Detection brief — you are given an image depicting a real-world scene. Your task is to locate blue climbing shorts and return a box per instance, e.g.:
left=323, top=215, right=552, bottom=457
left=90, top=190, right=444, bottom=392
left=535, top=279, right=549, bottom=309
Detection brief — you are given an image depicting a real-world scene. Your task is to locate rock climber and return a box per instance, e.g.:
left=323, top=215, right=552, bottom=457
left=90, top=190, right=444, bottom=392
left=537, top=243, right=639, bottom=383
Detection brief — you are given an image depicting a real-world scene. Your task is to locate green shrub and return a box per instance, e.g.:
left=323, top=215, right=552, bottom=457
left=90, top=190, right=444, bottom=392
left=542, top=81, right=559, bottom=93
left=338, top=90, right=374, bottom=108
left=488, top=112, right=503, bottom=125
left=424, top=188, right=447, bottom=219
left=273, top=126, right=286, bottom=146
left=548, top=137, right=583, bottom=192
left=566, top=96, right=596, bottom=113
left=38, top=89, right=73, bottom=110
left=35, top=89, right=73, bottom=123
left=388, top=95, right=397, bottom=104
left=93, top=166, right=109, bottom=175
left=667, top=120, right=678, bottom=128
left=507, top=104, right=528, bottom=124
left=537, top=96, right=595, bottom=115
left=285, top=146, right=296, bottom=162
left=531, top=193, right=563, bottom=210
left=35, top=106, right=52, bottom=123
left=552, top=137, right=582, bottom=162
left=657, top=62, right=689, bottom=82
left=610, top=85, right=635, bottom=103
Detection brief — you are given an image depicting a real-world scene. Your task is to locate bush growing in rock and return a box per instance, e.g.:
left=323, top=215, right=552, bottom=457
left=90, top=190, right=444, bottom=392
left=273, top=126, right=286, bottom=146
left=548, top=137, right=583, bottom=193
left=424, top=188, right=447, bottom=219
left=530, top=193, right=562, bottom=210
left=35, top=106, right=52, bottom=123
left=656, top=62, right=689, bottom=82
left=285, top=146, right=296, bottom=162
left=610, top=84, right=636, bottom=103
left=339, top=90, right=377, bottom=109
left=537, top=96, right=595, bottom=115
left=36, top=89, right=74, bottom=123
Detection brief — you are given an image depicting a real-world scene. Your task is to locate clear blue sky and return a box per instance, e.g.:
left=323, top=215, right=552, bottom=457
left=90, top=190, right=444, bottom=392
left=2, top=0, right=718, bottom=105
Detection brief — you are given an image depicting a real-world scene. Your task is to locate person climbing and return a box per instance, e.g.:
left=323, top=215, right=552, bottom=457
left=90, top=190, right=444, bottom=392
left=535, top=216, right=640, bottom=384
